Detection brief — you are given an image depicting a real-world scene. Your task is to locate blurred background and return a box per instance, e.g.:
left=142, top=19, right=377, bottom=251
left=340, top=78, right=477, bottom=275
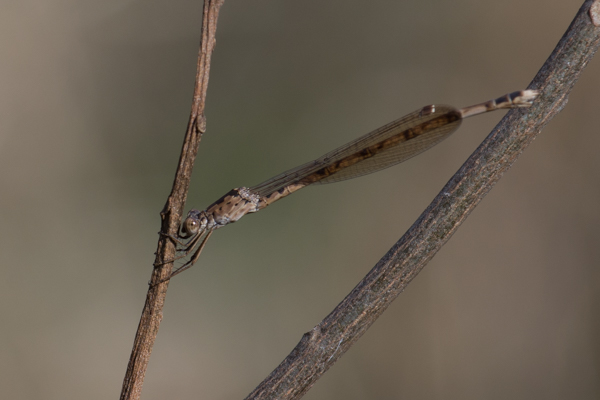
left=2, top=1, right=599, bottom=399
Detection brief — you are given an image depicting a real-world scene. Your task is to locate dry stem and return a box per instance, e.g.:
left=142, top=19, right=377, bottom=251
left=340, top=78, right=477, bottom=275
left=119, top=1, right=225, bottom=399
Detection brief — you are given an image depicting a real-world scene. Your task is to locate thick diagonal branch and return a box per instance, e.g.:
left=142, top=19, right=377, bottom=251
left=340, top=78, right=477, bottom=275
left=246, top=1, right=600, bottom=399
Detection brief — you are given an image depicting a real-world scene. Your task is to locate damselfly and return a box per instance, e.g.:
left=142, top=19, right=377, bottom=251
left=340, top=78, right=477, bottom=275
left=163, top=90, right=539, bottom=279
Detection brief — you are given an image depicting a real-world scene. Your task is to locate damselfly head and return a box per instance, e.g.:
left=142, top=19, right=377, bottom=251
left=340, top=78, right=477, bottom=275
left=180, top=210, right=207, bottom=238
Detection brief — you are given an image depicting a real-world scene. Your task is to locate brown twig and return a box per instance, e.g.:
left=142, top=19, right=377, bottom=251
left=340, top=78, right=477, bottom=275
left=245, top=1, right=600, bottom=399
left=119, top=1, right=224, bottom=399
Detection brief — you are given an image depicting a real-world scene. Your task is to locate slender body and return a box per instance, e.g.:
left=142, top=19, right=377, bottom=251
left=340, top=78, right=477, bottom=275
left=169, top=90, right=539, bottom=278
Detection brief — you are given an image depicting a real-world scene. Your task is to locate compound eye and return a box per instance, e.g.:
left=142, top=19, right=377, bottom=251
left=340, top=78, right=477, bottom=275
left=182, top=218, right=200, bottom=236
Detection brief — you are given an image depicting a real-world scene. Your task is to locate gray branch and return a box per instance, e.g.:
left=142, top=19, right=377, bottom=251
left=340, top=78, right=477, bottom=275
left=245, top=1, right=600, bottom=399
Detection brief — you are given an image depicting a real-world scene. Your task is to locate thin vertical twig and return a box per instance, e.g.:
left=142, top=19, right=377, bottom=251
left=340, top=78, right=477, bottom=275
left=245, top=1, right=600, bottom=399
left=119, top=1, right=224, bottom=399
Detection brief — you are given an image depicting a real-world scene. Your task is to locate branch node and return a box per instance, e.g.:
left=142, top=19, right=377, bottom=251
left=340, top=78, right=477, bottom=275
left=195, top=114, right=207, bottom=133
left=590, top=0, right=600, bottom=25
